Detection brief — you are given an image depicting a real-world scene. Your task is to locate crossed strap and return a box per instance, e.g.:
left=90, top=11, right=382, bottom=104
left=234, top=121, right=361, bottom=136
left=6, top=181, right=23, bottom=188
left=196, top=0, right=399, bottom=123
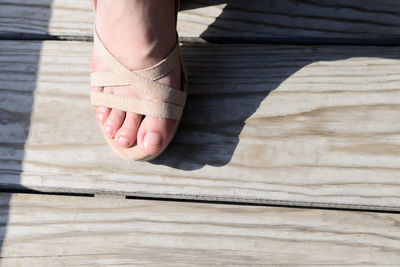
left=90, top=29, right=187, bottom=120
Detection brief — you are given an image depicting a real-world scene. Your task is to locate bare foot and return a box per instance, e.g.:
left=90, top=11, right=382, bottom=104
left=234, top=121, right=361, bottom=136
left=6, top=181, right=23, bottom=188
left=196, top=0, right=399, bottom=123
left=91, top=0, right=182, bottom=156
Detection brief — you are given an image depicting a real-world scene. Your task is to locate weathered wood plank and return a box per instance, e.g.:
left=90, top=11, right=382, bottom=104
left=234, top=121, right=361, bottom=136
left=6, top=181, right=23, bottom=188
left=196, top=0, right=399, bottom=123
left=1, top=40, right=400, bottom=210
left=0, top=193, right=399, bottom=265
left=1, top=0, right=400, bottom=42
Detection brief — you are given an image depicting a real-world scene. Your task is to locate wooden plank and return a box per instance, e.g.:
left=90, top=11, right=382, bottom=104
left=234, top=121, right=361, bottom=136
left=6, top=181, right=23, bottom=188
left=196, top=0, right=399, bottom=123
left=1, top=0, right=400, bottom=42
left=1, top=40, right=400, bottom=210
left=0, top=193, right=399, bottom=265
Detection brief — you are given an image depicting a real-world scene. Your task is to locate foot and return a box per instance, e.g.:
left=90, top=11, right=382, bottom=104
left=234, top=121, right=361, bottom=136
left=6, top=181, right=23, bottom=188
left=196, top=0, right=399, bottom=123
left=91, top=0, right=181, bottom=156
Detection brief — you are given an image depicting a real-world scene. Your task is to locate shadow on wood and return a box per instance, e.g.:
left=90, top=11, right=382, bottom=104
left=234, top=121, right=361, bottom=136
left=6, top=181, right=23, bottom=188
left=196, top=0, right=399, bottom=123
left=178, top=0, right=400, bottom=44
left=151, top=0, right=400, bottom=170
left=0, top=0, right=55, bottom=257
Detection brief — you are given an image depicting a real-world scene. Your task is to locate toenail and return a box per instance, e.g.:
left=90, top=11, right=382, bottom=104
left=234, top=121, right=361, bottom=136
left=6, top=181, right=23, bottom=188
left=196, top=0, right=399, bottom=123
left=118, top=136, right=130, bottom=146
left=104, top=126, right=114, bottom=136
left=143, top=132, right=162, bottom=149
left=97, top=113, right=105, bottom=122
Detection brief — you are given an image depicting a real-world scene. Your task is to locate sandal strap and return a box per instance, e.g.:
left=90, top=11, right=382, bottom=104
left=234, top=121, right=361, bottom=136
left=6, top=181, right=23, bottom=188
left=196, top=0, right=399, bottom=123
left=91, top=92, right=184, bottom=120
left=134, top=43, right=180, bottom=81
left=90, top=28, right=187, bottom=118
left=90, top=71, right=186, bottom=106
left=93, top=28, right=179, bottom=81
left=90, top=72, right=131, bottom=87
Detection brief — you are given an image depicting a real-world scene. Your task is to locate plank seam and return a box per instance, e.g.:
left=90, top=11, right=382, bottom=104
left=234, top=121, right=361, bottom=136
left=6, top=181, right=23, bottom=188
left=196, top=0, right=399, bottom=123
left=1, top=186, right=399, bottom=214
left=2, top=34, right=400, bottom=46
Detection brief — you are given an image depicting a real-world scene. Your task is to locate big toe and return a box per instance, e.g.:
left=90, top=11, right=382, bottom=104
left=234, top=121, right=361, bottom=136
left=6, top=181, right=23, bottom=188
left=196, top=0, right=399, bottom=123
left=137, top=116, right=176, bottom=156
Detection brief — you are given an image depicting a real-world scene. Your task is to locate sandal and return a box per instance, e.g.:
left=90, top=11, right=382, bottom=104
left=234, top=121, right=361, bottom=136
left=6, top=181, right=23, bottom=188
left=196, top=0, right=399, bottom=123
left=90, top=0, right=187, bottom=161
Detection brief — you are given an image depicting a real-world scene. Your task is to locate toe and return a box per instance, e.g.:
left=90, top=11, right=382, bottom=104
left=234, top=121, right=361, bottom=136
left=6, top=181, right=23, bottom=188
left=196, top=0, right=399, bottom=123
left=137, top=116, right=176, bottom=155
left=115, top=112, right=142, bottom=147
left=103, top=109, right=125, bottom=138
left=95, top=105, right=111, bottom=125
left=91, top=86, right=111, bottom=125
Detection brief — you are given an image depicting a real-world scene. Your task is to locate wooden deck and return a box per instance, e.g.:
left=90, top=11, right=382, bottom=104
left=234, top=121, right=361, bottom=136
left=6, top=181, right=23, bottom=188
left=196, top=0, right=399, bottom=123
left=1, top=0, right=400, bottom=265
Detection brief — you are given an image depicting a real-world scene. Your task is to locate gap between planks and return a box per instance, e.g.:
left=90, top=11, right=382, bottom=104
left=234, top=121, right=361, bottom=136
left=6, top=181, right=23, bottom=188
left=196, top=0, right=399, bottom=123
left=3, top=34, right=400, bottom=47
left=1, top=188, right=400, bottom=215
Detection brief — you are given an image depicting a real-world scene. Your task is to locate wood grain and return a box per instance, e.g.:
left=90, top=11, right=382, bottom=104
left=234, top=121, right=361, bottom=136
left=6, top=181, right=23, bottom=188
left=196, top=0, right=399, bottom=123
left=1, top=40, right=400, bottom=210
left=1, top=0, right=400, bottom=42
left=0, top=193, right=399, bottom=265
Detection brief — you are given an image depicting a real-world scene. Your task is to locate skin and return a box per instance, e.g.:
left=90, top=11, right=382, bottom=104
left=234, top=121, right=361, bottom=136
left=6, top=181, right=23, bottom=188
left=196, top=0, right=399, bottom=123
left=92, top=0, right=181, bottom=155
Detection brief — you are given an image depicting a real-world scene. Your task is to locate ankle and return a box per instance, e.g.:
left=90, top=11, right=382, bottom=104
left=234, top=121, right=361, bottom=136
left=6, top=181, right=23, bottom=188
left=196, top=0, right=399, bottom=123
left=94, top=0, right=177, bottom=70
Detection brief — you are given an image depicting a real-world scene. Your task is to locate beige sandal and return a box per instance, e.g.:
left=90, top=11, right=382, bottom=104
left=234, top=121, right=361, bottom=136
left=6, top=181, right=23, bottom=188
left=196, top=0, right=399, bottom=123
left=90, top=1, right=187, bottom=161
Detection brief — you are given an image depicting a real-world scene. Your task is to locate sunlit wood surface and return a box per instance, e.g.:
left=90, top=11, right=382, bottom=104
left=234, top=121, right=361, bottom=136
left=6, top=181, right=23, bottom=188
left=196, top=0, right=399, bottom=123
left=0, top=0, right=399, bottom=265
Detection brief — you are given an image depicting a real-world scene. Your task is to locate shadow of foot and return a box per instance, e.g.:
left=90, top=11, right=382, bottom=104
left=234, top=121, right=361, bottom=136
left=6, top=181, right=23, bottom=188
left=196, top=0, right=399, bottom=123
left=152, top=0, right=400, bottom=170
